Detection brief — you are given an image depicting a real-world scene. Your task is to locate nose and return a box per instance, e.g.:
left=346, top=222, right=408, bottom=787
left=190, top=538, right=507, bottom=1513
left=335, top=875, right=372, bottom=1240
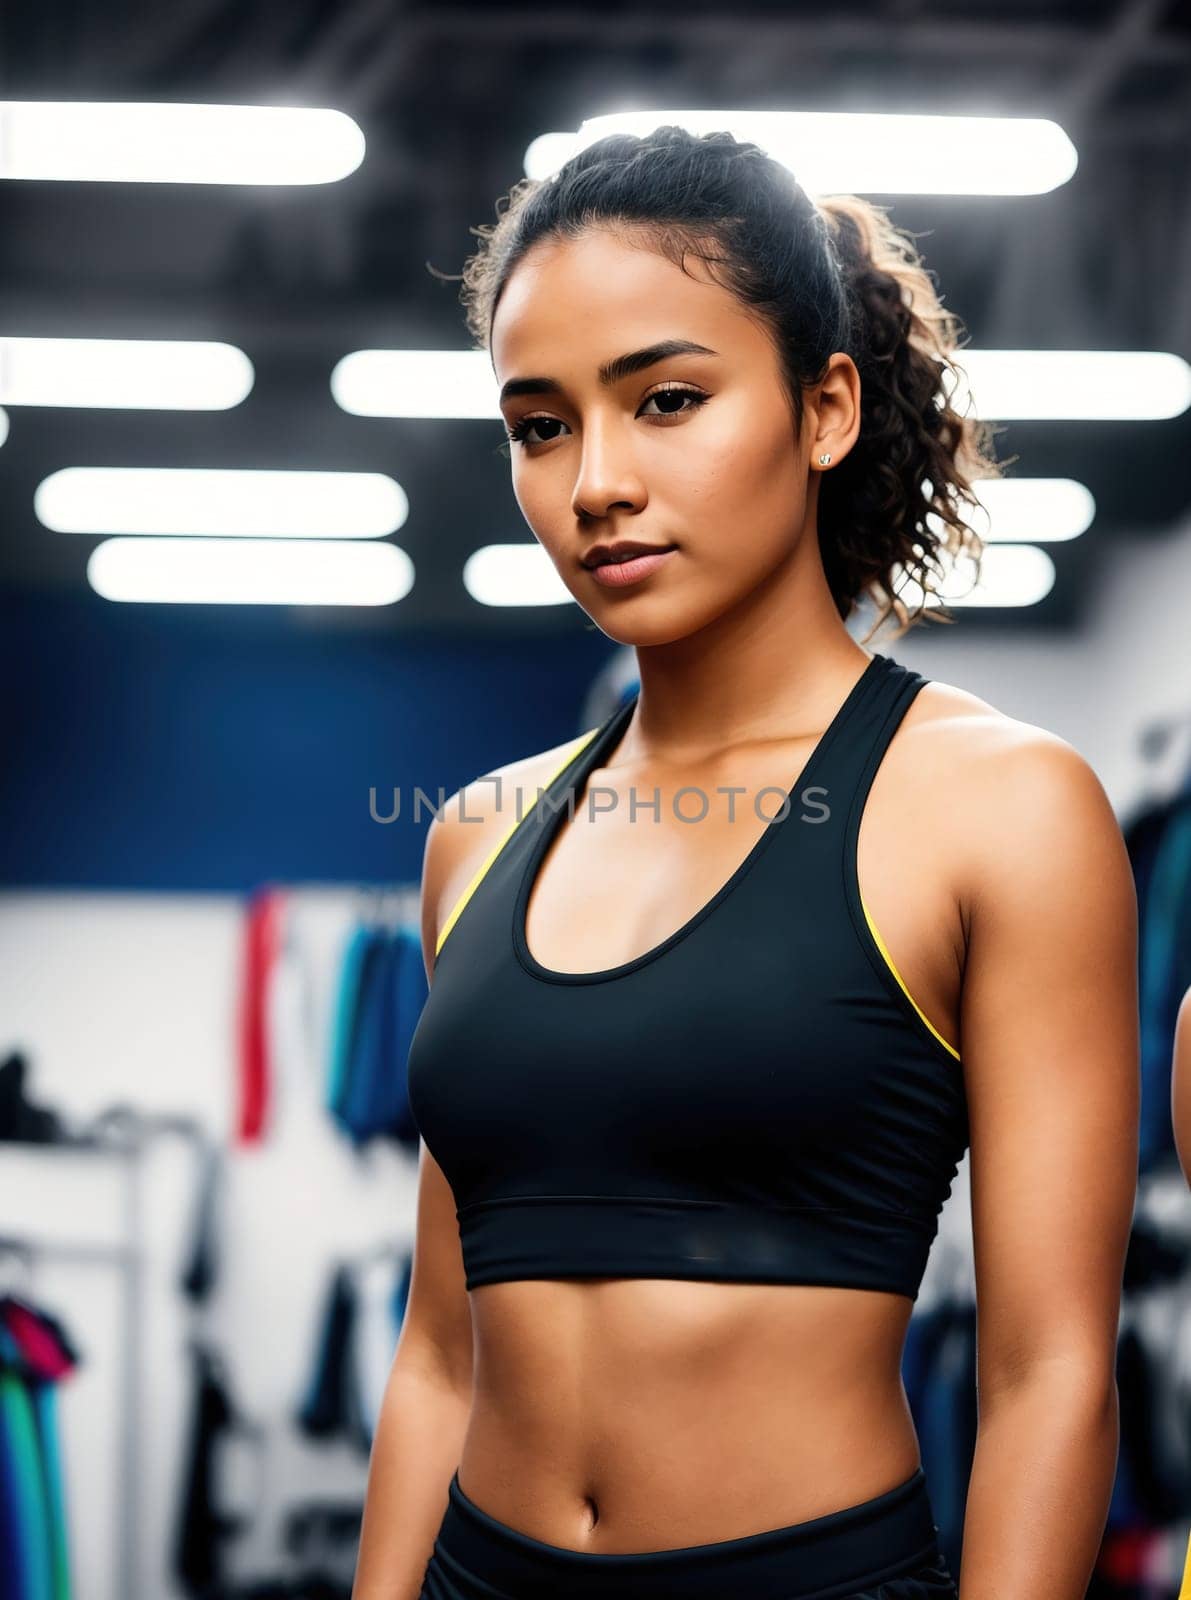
left=570, top=416, right=647, bottom=521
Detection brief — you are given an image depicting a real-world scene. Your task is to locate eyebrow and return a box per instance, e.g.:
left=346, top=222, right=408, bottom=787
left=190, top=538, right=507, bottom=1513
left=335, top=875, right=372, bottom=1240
left=498, top=339, right=720, bottom=405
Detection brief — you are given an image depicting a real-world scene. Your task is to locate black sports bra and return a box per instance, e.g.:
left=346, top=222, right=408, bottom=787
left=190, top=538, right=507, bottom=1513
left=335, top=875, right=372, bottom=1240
left=406, top=652, right=968, bottom=1300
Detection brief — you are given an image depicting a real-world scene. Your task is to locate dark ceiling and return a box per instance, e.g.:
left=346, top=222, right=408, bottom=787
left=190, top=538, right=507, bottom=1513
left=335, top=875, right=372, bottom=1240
left=1, top=0, right=1190, bottom=634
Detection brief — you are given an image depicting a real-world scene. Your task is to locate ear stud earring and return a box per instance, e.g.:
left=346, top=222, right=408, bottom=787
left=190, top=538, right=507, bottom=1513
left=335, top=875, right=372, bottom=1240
left=818, top=453, right=832, bottom=466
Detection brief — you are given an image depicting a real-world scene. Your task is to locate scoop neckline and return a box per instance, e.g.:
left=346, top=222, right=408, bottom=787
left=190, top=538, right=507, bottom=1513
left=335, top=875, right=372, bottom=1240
left=512, top=653, right=887, bottom=986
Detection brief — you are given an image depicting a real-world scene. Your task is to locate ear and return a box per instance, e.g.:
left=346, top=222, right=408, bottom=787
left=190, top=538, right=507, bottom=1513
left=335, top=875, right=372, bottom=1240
left=807, top=353, right=861, bottom=473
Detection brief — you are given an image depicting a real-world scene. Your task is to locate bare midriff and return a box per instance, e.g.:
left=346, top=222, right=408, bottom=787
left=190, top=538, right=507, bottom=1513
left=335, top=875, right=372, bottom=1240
left=456, top=1277, right=919, bottom=1553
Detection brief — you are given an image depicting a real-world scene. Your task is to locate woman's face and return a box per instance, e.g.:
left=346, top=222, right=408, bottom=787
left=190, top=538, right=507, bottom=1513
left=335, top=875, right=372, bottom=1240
left=490, top=226, right=857, bottom=646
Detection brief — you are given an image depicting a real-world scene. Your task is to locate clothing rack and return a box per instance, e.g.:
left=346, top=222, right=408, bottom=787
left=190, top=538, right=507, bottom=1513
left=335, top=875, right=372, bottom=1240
left=0, top=1105, right=208, bottom=1600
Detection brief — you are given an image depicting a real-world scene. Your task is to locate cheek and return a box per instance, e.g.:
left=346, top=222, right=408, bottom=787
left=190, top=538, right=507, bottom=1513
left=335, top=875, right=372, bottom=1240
left=681, top=406, right=806, bottom=554
left=510, top=467, right=555, bottom=549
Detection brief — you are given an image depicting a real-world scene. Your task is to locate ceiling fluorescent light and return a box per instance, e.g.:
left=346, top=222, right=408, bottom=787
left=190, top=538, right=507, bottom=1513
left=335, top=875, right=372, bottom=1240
left=0, top=337, right=253, bottom=409
left=331, top=347, right=1189, bottom=426
left=328, top=347, right=1191, bottom=428
left=332, top=350, right=496, bottom=418
left=925, top=478, right=1095, bottom=544
left=37, top=468, right=407, bottom=537
left=87, top=537, right=412, bottom=606
left=897, top=544, right=1056, bottom=609
left=463, top=544, right=573, bottom=608
left=526, top=111, right=1077, bottom=195
left=465, top=541, right=1058, bottom=611
left=0, top=101, right=364, bottom=185
left=948, top=350, right=1191, bottom=420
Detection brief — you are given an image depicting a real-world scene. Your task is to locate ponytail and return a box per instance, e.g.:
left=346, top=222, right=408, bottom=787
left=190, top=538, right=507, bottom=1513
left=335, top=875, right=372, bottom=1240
left=814, top=192, right=1003, bottom=634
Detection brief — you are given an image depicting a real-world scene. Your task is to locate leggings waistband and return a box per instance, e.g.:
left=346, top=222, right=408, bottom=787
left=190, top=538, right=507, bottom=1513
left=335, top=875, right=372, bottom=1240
left=436, top=1466, right=942, bottom=1600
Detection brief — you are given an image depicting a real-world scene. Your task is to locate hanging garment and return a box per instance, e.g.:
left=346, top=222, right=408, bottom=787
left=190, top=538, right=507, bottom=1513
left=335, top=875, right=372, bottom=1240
left=0, top=1326, right=52, bottom=1600
left=236, top=886, right=286, bottom=1144
left=173, top=1342, right=250, bottom=1595
left=29, top=1386, right=70, bottom=1600
left=325, top=921, right=374, bottom=1117
left=295, top=1265, right=368, bottom=1454
left=1, top=1300, right=76, bottom=1385
left=335, top=928, right=393, bottom=1147
left=179, top=1140, right=224, bottom=1304
left=0, top=1297, right=78, bottom=1600
left=331, top=923, right=427, bottom=1150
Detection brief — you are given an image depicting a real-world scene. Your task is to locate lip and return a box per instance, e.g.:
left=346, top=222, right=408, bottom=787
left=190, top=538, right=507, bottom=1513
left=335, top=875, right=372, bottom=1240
left=585, top=547, right=678, bottom=588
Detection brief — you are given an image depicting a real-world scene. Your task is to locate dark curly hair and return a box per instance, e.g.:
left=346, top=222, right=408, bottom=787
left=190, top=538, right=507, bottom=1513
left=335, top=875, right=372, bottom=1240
left=455, top=125, right=1006, bottom=639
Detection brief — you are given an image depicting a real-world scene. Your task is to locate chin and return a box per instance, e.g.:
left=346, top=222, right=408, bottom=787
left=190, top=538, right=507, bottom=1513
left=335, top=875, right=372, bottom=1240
left=580, top=600, right=718, bottom=651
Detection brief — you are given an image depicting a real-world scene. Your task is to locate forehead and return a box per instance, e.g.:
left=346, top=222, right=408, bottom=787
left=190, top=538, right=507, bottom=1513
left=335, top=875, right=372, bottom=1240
left=490, top=228, right=761, bottom=375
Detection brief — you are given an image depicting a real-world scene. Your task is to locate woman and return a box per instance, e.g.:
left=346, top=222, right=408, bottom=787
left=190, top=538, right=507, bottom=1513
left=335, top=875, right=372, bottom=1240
left=352, top=128, right=1139, bottom=1600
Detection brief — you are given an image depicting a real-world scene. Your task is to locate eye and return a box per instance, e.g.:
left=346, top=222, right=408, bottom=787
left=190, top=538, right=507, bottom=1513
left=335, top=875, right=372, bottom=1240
left=502, top=383, right=709, bottom=451
left=639, top=383, right=709, bottom=420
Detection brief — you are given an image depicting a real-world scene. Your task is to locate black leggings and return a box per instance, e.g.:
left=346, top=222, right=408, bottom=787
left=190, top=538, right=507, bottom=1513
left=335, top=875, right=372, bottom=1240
left=417, top=1466, right=958, bottom=1600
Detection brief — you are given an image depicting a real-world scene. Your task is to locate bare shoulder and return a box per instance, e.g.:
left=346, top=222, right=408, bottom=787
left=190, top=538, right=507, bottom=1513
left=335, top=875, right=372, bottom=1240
left=438, top=725, right=600, bottom=841
left=903, top=674, right=1079, bottom=765
left=421, top=722, right=601, bottom=962
left=902, top=676, right=1126, bottom=905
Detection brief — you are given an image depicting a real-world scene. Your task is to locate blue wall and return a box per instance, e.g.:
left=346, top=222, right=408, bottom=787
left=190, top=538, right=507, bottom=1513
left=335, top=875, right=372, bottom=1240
left=0, top=595, right=614, bottom=891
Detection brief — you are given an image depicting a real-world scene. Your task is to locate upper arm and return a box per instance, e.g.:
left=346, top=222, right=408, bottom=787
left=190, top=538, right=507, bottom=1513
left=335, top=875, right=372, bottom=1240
left=392, top=800, right=475, bottom=1390
left=958, top=729, right=1139, bottom=1399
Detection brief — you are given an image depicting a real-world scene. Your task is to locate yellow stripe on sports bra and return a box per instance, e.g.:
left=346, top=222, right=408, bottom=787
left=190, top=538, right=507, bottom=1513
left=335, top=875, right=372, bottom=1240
left=435, top=723, right=606, bottom=959
left=1179, top=1528, right=1191, bottom=1600
left=860, top=894, right=961, bottom=1061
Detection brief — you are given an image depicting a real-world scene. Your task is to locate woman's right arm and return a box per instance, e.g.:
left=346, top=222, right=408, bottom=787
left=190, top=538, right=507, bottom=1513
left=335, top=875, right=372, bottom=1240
left=350, top=1142, right=474, bottom=1598
left=351, top=810, right=476, bottom=1600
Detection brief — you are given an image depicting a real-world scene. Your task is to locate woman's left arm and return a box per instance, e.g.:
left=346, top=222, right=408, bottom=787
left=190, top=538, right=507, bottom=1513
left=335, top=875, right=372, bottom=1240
left=954, top=729, right=1139, bottom=1599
